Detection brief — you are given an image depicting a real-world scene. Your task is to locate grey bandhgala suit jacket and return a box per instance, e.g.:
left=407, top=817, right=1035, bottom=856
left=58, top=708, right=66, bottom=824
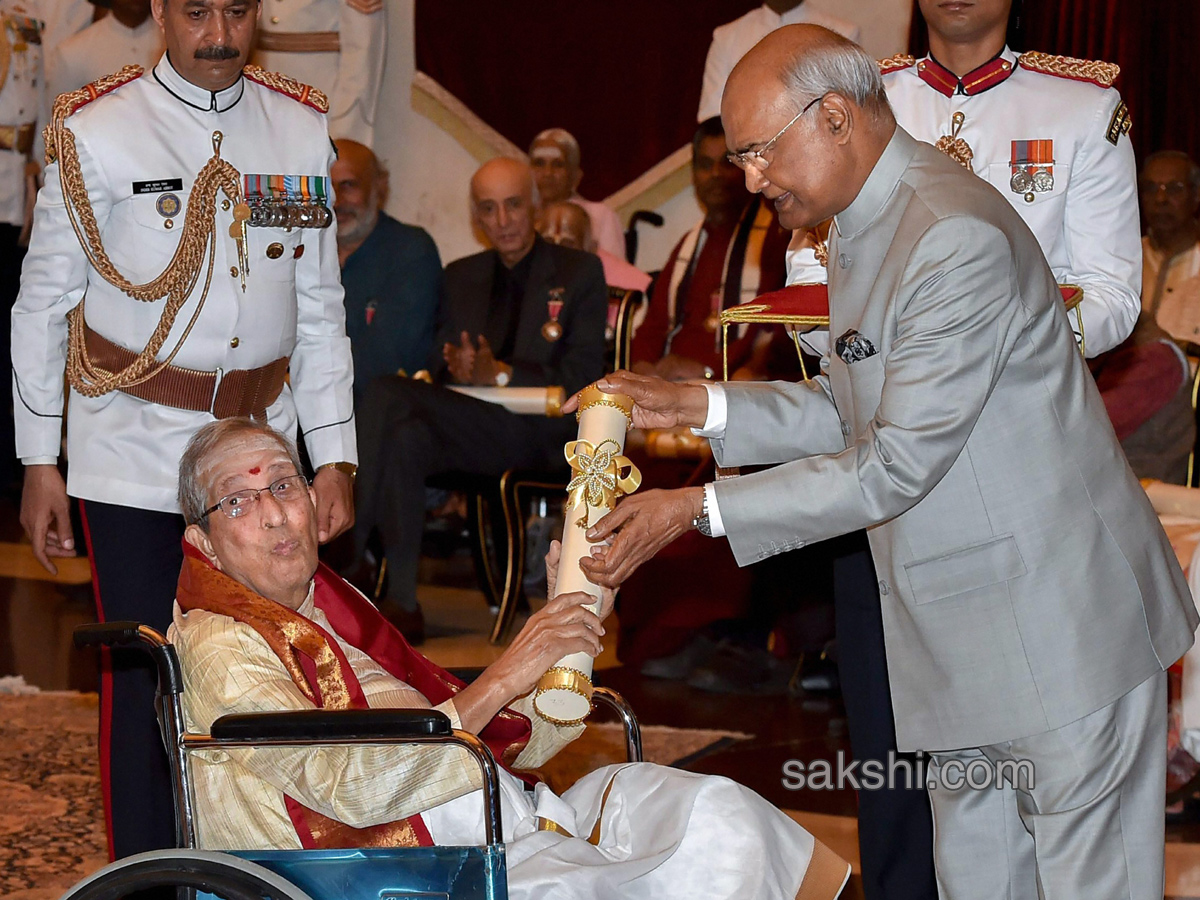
left=709, top=127, right=1197, bottom=751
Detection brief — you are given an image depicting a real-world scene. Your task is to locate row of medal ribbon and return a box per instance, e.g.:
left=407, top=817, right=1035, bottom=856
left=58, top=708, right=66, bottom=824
left=243, top=173, right=332, bottom=229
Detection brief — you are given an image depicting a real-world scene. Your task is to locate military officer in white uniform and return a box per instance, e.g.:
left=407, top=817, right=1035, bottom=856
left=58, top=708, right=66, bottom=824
left=251, top=0, right=384, bottom=145
left=11, top=0, right=356, bottom=863
left=778, top=5, right=1142, bottom=900
left=0, top=0, right=47, bottom=495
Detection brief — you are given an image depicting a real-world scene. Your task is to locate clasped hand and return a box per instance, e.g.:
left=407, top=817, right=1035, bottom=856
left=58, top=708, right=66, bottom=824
left=443, top=331, right=511, bottom=386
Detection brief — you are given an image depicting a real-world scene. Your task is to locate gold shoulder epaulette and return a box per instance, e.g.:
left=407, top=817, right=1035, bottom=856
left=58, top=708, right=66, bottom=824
left=45, top=65, right=144, bottom=164
left=243, top=65, right=329, bottom=114
left=878, top=54, right=916, bottom=76
left=1017, top=51, right=1119, bottom=88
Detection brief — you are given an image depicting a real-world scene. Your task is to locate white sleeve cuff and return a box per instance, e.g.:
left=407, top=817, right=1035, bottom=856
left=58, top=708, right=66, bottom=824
left=704, top=482, right=727, bottom=538
left=21, top=457, right=58, bottom=466
left=692, top=382, right=727, bottom=438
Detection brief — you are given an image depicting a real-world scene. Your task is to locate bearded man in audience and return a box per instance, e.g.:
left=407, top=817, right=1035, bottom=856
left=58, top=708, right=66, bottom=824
left=166, top=417, right=849, bottom=900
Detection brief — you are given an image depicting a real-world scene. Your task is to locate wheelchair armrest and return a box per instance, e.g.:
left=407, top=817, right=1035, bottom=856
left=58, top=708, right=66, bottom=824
left=210, top=709, right=452, bottom=742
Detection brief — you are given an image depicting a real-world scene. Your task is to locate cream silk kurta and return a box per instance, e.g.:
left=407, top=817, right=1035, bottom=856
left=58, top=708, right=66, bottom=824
left=170, top=585, right=845, bottom=899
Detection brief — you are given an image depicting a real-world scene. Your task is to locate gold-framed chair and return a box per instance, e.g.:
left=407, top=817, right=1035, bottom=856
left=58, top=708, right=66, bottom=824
left=716, top=282, right=1087, bottom=379
left=486, top=287, right=645, bottom=644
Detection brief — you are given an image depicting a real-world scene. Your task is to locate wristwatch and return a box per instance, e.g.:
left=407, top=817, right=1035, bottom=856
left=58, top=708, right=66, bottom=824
left=692, top=491, right=713, bottom=537
left=494, top=367, right=511, bottom=387
left=318, top=461, right=357, bottom=482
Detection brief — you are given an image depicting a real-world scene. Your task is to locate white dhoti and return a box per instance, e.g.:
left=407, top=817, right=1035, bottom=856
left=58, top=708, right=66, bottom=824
left=423, top=762, right=847, bottom=900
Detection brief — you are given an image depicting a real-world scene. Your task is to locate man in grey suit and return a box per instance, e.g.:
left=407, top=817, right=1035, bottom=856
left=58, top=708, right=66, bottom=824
left=568, top=25, right=1198, bottom=900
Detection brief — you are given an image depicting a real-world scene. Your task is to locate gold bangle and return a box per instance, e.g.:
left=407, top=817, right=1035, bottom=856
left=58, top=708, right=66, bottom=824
left=318, top=461, right=357, bottom=482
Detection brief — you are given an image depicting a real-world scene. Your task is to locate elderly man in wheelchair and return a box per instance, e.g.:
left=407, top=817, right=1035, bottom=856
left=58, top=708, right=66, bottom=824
left=75, top=417, right=847, bottom=900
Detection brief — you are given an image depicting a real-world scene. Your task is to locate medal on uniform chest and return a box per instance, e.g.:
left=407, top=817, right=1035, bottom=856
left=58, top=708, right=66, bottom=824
left=1010, top=140, right=1054, bottom=200
left=243, top=173, right=333, bottom=231
left=704, top=290, right=721, bottom=333
left=542, top=287, right=565, bottom=342
left=934, top=111, right=974, bottom=169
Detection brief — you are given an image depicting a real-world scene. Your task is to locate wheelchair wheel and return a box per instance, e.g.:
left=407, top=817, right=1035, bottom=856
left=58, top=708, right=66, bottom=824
left=57, top=849, right=317, bottom=900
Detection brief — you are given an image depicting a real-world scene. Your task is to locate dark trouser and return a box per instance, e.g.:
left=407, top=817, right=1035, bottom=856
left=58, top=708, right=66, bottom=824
left=832, top=531, right=937, bottom=900
left=354, top=376, right=574, bottom=611
left=80, top=500, right=184, bottom=860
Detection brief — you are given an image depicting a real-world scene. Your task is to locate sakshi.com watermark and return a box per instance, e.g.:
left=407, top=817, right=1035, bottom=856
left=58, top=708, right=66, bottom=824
left=782, top=751, right=1035, bottom=792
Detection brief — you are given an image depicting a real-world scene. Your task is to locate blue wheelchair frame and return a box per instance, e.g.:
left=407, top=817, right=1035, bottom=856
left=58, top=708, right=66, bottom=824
left=72, top=621, right=642, bottom=900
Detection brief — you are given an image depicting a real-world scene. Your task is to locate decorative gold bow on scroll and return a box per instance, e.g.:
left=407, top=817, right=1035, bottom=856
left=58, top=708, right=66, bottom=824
left=564, top=439, right=642, bottom=527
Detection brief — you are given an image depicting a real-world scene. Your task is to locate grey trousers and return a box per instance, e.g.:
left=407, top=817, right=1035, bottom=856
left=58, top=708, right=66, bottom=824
left=927, top=672, right=1166, bottom=900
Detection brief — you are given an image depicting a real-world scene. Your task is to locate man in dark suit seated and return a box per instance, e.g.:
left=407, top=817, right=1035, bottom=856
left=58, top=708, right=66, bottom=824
left=349, top=157, right=608, bottom=642
left=333, top=140, right=443, bottom=403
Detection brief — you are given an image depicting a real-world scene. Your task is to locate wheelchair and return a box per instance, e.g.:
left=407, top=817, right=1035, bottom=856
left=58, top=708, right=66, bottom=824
left=58, top=621, right=643, bottom=900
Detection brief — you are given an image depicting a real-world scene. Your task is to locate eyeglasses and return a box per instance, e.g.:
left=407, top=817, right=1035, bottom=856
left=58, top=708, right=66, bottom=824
left=203, top=474, right=309, bottom=520
left=726, top=93, right=827, bottom=172
left=1139, top=180, right=1192, bottom=200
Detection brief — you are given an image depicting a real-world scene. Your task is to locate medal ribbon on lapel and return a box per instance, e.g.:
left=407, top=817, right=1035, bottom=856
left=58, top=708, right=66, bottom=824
left=564, top=438, right=641, bottom=528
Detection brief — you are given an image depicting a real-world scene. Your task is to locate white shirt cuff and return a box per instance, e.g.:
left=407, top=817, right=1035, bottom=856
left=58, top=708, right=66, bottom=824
left=21, top=457, right=58, bottom=466
left=692, top=382, right=727, bottom=438
left=703, top=482, right=727, bottom=538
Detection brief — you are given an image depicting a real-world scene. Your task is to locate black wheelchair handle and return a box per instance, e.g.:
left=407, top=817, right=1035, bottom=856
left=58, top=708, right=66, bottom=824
left=74, top=621, right=144, bottom=648
left=73, top=622, right=186, bottom=697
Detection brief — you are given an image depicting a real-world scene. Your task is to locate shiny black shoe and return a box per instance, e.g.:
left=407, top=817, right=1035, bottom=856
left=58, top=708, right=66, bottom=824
left=378, top=603, right=425, bottom=646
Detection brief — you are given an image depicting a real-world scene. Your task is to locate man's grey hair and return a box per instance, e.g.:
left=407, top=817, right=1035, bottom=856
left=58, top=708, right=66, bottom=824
left=530, top=128, right=582, bottom=172
left=779, top=35, right=890, bottom=119
left=178, top=418, right=303, bottom=529
left=1143, top=150, right=1200, bottom=190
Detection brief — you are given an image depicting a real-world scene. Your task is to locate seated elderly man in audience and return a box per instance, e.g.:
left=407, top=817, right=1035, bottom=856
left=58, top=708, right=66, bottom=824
left=332, top=139, right=442, bottom=402
left=168, top=418, right=847, bottom=899
left=539, top=199, right=651, bottom=293
left=529, top=128, right=626, bottom=259
left=630, top=117, right=791, bottom=383
left=348, top=158, right=608, bottom=643
left=1141, top=150, right=1200, bottom=348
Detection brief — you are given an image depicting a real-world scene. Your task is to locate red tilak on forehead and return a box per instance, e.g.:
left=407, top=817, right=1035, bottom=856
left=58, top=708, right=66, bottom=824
left=249, top=467, right=261, bottom=475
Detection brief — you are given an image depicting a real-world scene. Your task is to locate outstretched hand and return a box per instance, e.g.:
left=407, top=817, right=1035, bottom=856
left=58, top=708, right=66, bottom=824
left=562, top=370, right=710, bottom=431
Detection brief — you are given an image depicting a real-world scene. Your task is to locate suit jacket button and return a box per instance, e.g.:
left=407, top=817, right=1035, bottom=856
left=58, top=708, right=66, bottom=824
left=838, top=253, right=851, bottom=268
left=841, top=420, right=851, bottom=436
left=878, top=580, right=890, bottom=596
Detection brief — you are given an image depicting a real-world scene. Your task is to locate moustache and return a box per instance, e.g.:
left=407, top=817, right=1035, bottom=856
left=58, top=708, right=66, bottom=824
left=194, top=44, right=240, bottom=61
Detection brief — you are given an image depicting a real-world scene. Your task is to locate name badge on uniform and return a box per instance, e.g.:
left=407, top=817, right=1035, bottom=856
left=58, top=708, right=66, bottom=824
left=243, top=174, right=333, bottom=230
left=1010, top=140, right=1054, bottom=199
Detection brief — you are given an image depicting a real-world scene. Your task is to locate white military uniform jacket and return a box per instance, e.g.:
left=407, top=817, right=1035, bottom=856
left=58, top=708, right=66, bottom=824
left=251, top=0, right=384, bottom=145
left=0, top=0, right=47, bottom=228
left=12, top=55, right=356, bottom=513
left=789, top=48, right=1141, bottom=358
left=698, top=2, right=860, bottom=123
left=49, top=14, right=163, bottom=100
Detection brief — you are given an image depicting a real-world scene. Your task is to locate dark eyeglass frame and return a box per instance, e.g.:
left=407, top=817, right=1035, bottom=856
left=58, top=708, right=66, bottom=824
left=726, top=93, right=828, bottom=172
left=202, top=474, right=310, bottom=520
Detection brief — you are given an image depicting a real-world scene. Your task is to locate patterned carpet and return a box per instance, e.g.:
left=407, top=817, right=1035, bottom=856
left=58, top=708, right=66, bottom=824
left=0, top=692, right=106, bottom=900
left=0, top=691, right=748, bottom=898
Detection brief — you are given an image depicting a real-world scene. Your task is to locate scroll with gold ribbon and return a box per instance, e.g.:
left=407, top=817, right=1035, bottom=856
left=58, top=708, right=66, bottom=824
left=533, top=383, right=641, bottom=726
